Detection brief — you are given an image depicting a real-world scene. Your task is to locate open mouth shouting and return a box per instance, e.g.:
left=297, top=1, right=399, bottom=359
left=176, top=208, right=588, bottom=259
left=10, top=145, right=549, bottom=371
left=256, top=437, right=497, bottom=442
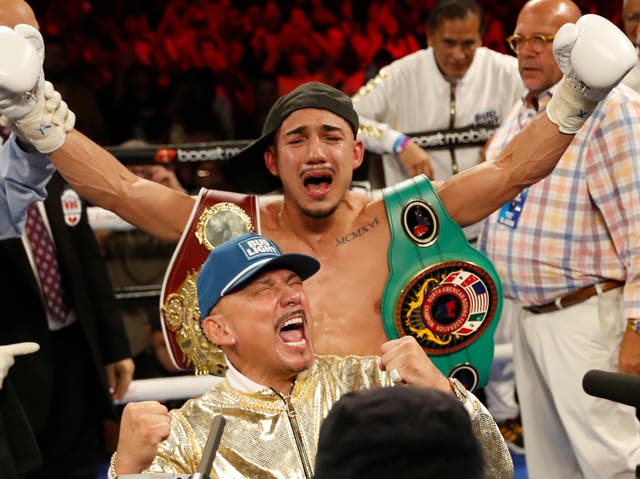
left=277, top=313, right=308, bottom=349
left=302, top=168, right=334, bottom=198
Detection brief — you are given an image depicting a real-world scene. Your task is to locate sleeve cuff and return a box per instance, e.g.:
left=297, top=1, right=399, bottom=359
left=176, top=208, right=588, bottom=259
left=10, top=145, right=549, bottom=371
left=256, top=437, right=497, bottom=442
left=449, top=378, right=478, bottom=416
left=380, top=129, right=407, bottom=155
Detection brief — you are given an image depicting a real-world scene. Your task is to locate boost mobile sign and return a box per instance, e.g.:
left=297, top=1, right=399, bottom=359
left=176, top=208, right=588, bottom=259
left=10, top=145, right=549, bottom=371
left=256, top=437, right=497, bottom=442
left=410, top=125, right=497, bottom=150
left=176, top=146, right=244, bottom=162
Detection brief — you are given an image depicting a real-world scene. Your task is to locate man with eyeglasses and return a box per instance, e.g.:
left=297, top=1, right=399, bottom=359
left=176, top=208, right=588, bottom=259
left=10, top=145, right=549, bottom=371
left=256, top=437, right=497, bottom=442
left=621, top=0, right=640, bottom=91
left=478, top=0, right=640, bottom=477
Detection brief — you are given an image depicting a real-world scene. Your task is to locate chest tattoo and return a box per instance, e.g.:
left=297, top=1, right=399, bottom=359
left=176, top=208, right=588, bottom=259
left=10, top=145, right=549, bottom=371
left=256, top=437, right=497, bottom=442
left=336, top=217, right=380, bottom=246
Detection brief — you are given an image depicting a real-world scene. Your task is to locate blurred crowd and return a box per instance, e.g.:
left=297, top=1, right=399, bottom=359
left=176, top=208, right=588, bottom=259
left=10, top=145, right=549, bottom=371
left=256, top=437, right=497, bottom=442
left=26, top=0, right=620, bottom=147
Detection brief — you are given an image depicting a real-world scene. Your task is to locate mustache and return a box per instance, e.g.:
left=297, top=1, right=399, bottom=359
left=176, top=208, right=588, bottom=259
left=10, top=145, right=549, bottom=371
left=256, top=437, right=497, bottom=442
left=276, top=309, right=306, bottom=329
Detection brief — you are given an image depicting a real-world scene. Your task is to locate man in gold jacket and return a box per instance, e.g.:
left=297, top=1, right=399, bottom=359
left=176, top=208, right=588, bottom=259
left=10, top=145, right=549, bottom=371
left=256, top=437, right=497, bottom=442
left=111, top=232, right=512, bottom=479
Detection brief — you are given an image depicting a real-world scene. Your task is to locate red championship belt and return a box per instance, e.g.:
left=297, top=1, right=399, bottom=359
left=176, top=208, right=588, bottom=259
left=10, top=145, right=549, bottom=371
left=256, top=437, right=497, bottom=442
left=160, top=188, right=260, bottom=375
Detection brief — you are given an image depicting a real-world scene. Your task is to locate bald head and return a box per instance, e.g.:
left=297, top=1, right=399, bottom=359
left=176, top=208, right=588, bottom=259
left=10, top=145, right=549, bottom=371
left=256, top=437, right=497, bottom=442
left=519, top=0, right=581, bottom=26
left=0, top=0, right=37, bottom=28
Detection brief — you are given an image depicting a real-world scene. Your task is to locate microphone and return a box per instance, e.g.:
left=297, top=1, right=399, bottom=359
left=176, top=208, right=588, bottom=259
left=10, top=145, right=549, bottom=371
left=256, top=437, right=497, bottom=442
left=582, top=369, right=640, bottom=419
left=196, top=415, right=226, bottom=479
left=116, top=414, right=227, bottom=479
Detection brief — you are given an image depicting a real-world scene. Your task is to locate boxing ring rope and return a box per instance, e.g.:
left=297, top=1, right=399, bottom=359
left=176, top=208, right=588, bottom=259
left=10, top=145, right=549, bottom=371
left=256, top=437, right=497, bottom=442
left=115, top=375, right=224, bottom=404
left=90, top=140, right=257, bottom=233
left=105, top=139, right=252, bottom=166
left=103, top=124, right=489, bottom=167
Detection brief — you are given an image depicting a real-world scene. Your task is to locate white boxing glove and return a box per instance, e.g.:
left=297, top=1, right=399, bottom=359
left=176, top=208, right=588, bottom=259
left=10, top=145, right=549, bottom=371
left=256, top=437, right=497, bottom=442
left=0, top=342, right=39, bottom=389
left=0, top=24, right=75, bottom=153
left=547, top=14, right=637, bottom=134
left=0, top=24, right=42, bottom=120
left=0, top=80, right=76, bottom=152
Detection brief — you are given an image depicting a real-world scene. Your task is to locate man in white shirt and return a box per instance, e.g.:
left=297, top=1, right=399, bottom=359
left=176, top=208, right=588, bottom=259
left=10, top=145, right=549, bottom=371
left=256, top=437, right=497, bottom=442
left=353, top=0, right=524, bottom=221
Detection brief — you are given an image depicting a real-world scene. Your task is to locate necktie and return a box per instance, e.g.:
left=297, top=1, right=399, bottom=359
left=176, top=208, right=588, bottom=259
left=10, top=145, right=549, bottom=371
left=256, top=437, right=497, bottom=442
left=25, top=204, right=69, bottom=324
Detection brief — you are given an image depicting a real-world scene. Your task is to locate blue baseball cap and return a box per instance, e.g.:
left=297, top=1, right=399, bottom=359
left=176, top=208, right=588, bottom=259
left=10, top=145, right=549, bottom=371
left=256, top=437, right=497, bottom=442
left=197, top=232, right=320, bottom=320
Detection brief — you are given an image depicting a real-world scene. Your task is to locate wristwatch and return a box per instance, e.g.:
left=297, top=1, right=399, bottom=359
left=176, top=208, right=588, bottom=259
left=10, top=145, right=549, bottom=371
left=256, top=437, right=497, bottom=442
left=628, top=318, right=640, bottom=334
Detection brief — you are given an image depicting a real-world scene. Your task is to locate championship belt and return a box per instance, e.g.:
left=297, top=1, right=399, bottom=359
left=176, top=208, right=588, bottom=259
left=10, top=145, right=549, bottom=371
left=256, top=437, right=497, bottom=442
left=382, top=176, right=502, bottom=390
left=160, top=188, right=259, bottom=375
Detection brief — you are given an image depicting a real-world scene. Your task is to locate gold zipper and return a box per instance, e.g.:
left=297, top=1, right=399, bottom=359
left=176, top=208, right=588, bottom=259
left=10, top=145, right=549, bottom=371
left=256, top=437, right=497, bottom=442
left=449, top=82, right=459, bottom=175
left=272, top=388, right=313, bottom=479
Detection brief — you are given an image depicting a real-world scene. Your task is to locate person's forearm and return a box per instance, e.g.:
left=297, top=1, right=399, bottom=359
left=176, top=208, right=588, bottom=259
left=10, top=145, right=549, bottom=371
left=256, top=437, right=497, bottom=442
left=437, top=114, right=572, bottom=227
left=49, top=130, right=194, bottom=241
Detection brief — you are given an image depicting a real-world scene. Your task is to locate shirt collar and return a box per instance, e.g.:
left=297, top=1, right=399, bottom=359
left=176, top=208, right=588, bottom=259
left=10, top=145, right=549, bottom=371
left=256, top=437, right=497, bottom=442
left=225, top=357, right=267, bottom=393
left=224, top=356, right=312, bottom=394
left=521, top=83, right=558, bottom=113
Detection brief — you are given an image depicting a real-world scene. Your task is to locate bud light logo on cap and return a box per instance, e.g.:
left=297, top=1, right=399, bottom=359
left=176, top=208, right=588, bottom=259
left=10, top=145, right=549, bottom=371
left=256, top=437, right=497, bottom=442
left=238, top=236, right=280, bottom=259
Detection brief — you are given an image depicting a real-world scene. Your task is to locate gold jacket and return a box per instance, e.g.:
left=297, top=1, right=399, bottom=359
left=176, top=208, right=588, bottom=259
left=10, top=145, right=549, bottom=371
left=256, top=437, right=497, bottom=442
left=146, top=354, right=513, bottom=479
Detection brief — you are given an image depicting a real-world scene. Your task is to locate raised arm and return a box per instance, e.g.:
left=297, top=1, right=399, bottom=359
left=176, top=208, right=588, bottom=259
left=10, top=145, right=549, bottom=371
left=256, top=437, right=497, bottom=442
left=435, top=113, right=569, bottom=226
left=0, top=25, right=194, bottom=241
left=49, top=130, right=193, bottom=241
left=436, top=14, right=636, bottom=226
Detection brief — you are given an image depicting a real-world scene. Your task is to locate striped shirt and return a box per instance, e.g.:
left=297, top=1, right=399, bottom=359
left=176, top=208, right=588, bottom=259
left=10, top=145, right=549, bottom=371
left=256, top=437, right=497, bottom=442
left=478, top=85, right=640, bottom=317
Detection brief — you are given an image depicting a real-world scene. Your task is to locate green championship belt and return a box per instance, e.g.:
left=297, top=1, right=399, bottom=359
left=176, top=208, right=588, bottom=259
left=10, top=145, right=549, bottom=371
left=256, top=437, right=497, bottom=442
left=382, top=176, right=502, bottom=391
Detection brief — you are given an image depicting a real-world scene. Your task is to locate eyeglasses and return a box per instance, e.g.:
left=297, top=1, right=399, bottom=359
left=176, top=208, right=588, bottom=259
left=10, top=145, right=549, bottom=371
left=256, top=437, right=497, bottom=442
left=506, top=34, right=555, bottom=53
left=625, top=12, right=640, bottom=23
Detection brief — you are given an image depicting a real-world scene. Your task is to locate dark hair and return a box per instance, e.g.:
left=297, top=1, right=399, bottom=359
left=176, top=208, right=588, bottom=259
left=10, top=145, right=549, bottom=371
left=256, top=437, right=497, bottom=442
left=314, top=387, right=485, bottom=479
left=427, top=0, right=486, bottom=36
